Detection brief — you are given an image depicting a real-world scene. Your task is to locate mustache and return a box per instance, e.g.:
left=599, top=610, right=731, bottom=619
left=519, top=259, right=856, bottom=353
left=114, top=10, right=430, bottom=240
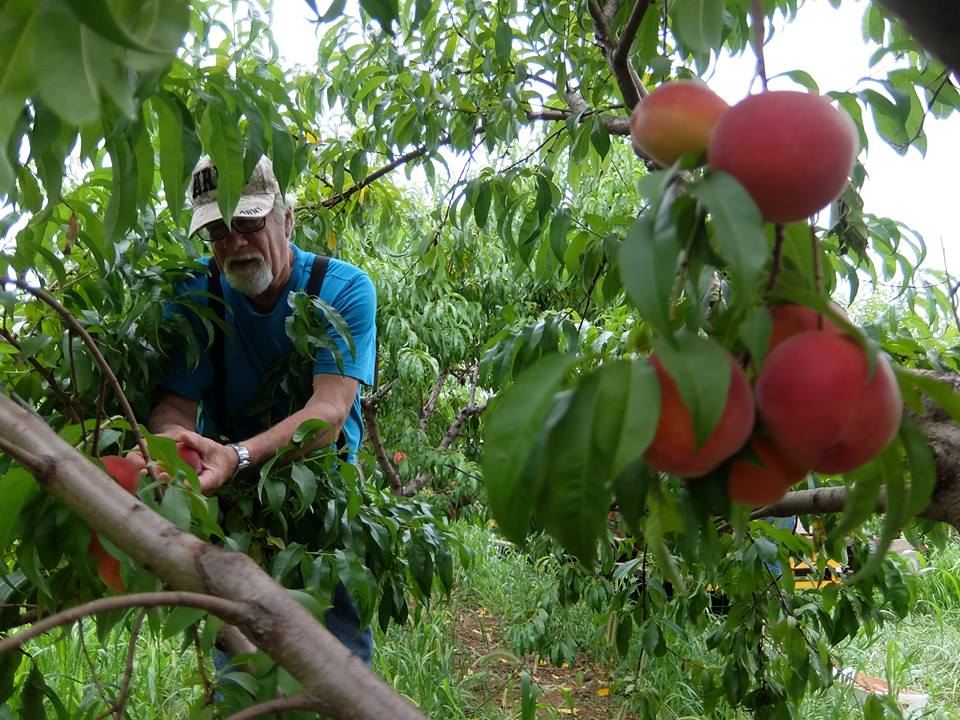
left=224, top=253, right=265, bottom=270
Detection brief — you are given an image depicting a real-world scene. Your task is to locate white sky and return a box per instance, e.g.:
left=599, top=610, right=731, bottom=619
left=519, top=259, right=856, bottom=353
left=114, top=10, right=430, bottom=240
left=271, top=1, right=959, bottom=273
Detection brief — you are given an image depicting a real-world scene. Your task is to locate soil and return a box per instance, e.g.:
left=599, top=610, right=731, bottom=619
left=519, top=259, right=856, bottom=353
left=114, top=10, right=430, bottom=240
left=449, top=605, right=634, bottom=719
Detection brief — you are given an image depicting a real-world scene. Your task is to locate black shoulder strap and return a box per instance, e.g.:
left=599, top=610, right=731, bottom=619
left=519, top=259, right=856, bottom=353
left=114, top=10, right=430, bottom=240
left=208, top=263, right=228, bottom=435
left=307, top=254, right=330, bottom=296
left=307, top=255, right=349, bottom=459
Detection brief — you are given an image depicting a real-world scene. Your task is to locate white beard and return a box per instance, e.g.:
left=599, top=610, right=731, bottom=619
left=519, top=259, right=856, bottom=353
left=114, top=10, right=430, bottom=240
left=224, top=253, right=273, bottom=297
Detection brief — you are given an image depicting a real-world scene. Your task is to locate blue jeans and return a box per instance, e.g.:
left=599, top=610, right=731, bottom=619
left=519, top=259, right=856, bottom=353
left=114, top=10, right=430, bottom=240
left=214, top=583, right=373, bottom=690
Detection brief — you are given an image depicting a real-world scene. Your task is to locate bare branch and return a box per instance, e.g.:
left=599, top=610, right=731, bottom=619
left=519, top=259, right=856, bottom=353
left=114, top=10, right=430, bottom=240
left=439, top=404, right=486, bottom=451
left=753, top=486, right=954, bottom=527
left=7, top=279, right=161, bottom=486
left=361, top=396, right=402, bottom=493
left=226, top=693, right=320, bottom=720
left=420, top=370, right=449, bottom=436
left=611, top=0, right=654, bottom=106
left=0, top=592, right=246, bottom=657
left=587, top=0, right=644, bottom=109
left=91, top=609, right=147, bottom=720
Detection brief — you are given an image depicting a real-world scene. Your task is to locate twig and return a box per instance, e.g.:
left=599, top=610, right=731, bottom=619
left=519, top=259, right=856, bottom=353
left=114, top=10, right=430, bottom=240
left=225, top=693, right=320, bottom=720
left=67, top=329, right=87, bottom=447
left=420, top=370, right=449, bottom=436
left=93, top=609, right=146, bottom=720
left=0, top=327, right=82, bottom=423
left=77, top=618, right=111, bottom=712
left=7, top=279, right=161, bottom=486
left=0, top=435, right=44, bottom=472
left=192, top=624, right=214, bottom=704
left=811, top=225, right=823, bottom=295
left=940, top=240, right=960, bottom=336
left=0, top=592, right=247, bottom=656
left=766, top=224, right=786, bottom=292
left=750, top=0, right=768, bottom=91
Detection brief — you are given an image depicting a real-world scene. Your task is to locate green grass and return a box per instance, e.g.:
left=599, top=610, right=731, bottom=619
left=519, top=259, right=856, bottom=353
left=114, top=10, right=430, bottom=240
left=6, top=523, right=960, bottom=719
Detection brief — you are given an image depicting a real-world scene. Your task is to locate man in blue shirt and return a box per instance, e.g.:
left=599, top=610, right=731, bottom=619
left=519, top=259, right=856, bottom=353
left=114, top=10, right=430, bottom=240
left=147, top=154, right=377, bottom=664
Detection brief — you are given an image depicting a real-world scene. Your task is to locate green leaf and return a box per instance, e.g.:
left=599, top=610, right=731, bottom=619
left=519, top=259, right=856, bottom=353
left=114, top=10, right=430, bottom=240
left=495, top=21, right=513, bottom=63
left=271, top=120, right=295, bottom=197
left=619, top=215, right=678, bottom=338
left=899, top=414, right=936, bottom=516
left=609, top=359, right=661, bottom=478
left=673, top=0, right=725, bottom=54
left=590, top=119, right=610, bottom=160
left=163, top=607, right=205, bottom=638
left=0, top=468, right=38, bottom=550
left=827, top=455, right=884, bottom=545
left=738, top=306, right=772, bottom=370
left=359, top=0, right=399, bottom=29
left=653, top=334, right=731, bottom=448
left=549, top=208, right=571, bottom=263
left=482, top=354, right=577, bottom=544
left=474, top=181, right=492, bottom=228
left=290, top=463, right=318, bottom=510
left=59, top=0, right=180, bottom=54
left=33, top=5, right=99, bottom=125
left=689, top=172, right=768, bottom=308
left=159, top=485, right=191, bottom=531
left=20, top=666, right=46, bottom=720
left=200, top=105, right=244, bottom=223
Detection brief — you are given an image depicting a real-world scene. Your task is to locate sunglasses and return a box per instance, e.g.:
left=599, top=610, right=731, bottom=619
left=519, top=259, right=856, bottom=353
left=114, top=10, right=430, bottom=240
left=198, top=216, right=267, bottom=243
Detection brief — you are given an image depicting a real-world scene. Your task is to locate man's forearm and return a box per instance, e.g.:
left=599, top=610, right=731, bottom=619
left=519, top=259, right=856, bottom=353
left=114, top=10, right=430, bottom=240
left=240, top=401, right=346, bottom=468
left=148, top=403, right=197, bottom=436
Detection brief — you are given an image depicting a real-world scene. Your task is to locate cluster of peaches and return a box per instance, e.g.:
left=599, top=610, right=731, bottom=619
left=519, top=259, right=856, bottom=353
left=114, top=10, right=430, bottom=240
left=629, top=82, right=901, bottom=505
left=643, top=304, right=902, bottom=506
left=89, top=444, right=202, bottom=592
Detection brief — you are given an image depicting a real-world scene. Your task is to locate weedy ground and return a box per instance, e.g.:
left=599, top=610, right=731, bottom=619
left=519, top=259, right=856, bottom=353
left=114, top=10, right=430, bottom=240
left=9, top=524, right=960, bottom=719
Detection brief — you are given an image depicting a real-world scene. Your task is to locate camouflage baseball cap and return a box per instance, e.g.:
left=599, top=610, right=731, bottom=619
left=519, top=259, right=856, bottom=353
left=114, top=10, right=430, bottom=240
left=187, top=155, right=280, bottom=236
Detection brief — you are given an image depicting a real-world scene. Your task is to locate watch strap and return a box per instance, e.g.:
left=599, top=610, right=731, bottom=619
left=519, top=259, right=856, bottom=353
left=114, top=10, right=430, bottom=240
left=227, top=442, right=251, bottom=473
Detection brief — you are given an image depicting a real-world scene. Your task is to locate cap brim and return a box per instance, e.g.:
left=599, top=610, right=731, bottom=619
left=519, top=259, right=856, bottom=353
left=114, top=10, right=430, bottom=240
left=188, top=193, right=276, bottom=236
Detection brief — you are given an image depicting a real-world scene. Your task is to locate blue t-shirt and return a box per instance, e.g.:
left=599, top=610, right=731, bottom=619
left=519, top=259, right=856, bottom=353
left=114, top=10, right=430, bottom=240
left=159, top=244, right=377, bottom=456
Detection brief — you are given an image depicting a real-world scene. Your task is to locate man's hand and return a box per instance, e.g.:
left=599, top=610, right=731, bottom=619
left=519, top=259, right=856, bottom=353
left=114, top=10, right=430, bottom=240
left=169, top=431, right=239, bottom=495
left=125, top=432, right=239, bottom=496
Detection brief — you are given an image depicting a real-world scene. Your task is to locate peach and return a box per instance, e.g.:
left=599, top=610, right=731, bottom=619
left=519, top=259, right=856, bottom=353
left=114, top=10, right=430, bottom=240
left=177, top=442, right=204, bottom=473
left=768, top=303, right=846, bottom=352
left=708, top=91, right=858, bottom=222
left=728, top=434, right=808, bottom=507
left=630, top=80, right=730, bottom=166
left=756, top=332, right=902, bottom=474
left=101, top=455, right=140, bottom=494
left=88, top=534, right=125, bottom=593
left=643, top=353, right=755, bottom=477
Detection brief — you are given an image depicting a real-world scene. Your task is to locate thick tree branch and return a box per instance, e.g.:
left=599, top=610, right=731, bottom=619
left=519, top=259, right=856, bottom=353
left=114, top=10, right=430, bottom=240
left=360, top=396, right=402, bottom=494
left=611, top=0, right=653, bottom=105
left=587, top=0, right=645, bottom=109
left=754, top=487, right=954, bottom=528
left=875, top=0, right=960, bottom=77
left=0, top=393, right=428, bottom=720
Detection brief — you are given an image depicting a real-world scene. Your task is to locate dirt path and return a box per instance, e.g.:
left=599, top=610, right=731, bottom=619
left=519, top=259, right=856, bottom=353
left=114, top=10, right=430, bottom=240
left=450, top=606, right=634, bottom=719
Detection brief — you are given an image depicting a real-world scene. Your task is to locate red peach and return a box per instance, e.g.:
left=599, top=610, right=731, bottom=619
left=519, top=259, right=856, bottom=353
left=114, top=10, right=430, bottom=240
left=728, top=434, right=808, bottom=507
left=708, top=91, right=858, bottom=222
left=630, top=80, right=730, bottom=166
left=643, top=353, right=755, bottom=478
left=756, top=332, right=902, bottom=474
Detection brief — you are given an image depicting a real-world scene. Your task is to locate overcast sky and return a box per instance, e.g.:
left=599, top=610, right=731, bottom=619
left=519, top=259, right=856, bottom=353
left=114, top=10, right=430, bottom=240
left=272, top=1, right=959, bottom=273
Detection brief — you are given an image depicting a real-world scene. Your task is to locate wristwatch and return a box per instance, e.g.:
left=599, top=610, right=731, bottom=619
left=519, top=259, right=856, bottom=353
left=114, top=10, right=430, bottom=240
left=227, top=442, right=251, bottom=474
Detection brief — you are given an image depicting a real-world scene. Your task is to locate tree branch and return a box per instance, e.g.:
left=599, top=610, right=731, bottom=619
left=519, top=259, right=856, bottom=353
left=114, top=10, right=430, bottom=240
left=0, top=327, right=82, bottom=423
left=587, top=0, right=645, bottom=109
left=7, top=279, right=161, bottom=486
left=752, top=486, right=954, bottom=527
left=419, top=370, right=448, bottom=436
left=360, top=396, right=402, bottom=494
left=226, top=693, right=320, bottom=720
left=0, top=592, right=246, bottom=656
left=611, top=0, right=653, bottom=106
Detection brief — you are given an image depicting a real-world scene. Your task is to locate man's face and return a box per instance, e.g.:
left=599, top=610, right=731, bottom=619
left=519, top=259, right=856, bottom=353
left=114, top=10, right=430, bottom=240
left=204, top=205, right=293, bottom=299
